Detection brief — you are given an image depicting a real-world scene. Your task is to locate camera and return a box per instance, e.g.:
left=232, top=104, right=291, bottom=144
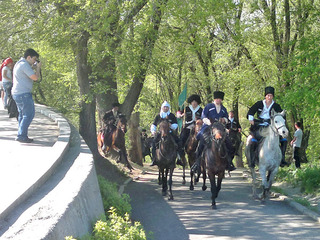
left=34, top=59, right=40, bottom=66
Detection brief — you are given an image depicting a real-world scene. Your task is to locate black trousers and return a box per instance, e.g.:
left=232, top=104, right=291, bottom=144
left=293, top=147, right=301, bottom=168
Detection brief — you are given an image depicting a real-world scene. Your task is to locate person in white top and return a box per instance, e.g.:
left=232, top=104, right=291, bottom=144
left=290, top=122, right=303, bottom=168
left=0, top=57, right=14, bottom=108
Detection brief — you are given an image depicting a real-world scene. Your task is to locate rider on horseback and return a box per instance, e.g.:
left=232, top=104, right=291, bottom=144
left=192, top=91, right=236, bottom=173
left=247, top=86, right=289, bottom=168
left=150, top=101, right=185, bottom=167
left=226, top=110, right=242, bottom=158
left=101, top=102, right=121, bottom=151
left=178, top=94, right=203, bottom=147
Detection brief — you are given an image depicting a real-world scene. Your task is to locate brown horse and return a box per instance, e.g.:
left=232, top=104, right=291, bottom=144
left=97, top=114, right=133, bottom=171
left=185, top=119, right=203, bottom=190
left=156, top=120, right=177, bottom=200
left=201, top=122, right=228, bottom=209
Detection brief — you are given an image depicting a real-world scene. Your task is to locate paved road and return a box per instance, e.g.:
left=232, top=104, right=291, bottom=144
left=125, top=168, right=320, bottom=240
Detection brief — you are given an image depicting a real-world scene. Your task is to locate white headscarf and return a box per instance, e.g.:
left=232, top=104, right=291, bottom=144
left=160, top=101, right=171, bottom=118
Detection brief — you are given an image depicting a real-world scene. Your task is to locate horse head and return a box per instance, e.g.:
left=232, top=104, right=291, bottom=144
left=211, top=122, right=226, bottom=142
left=195, top=119, right=203, bottom=134
left=270, top=109, right=288, bottom=138
left=117, top=114, right=127, bottom=133
left=159, top=120, right=170, bottom=138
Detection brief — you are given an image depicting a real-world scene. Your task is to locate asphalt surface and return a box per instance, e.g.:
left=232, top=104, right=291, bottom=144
left=125, top=168, right=320, bottom=240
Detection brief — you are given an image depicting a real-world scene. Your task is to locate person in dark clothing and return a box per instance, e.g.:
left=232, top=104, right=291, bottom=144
left=178, top=94, right=203, bottom=147
left=101, top=102, right=121, bottom=150
left=226, top=110, right=242, bottom=158
left=247, top=86, right=288, bottom=168
left=192, top=91, right=236, bottom=173
left=150, top=101, right=184, bottom=166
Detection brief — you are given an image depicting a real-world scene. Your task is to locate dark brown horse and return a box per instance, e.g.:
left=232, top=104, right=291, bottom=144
left=201, top=122, right=228, bottom=209
left=185, top=119, right=203, bottom=190
left=97, top=114, right=133, bottom=171
left=156, top=120, right=177, bottom=200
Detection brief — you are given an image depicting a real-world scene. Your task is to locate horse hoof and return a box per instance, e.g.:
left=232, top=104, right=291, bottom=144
left=202, top=186, right=207, bottom=191
left=168, top=196, right=174, bottom=201
left=182, top=180, right=186, bottom=185
left=211, top=204, right=217, bottom=210
left=190, top=186, right=194, bottom=191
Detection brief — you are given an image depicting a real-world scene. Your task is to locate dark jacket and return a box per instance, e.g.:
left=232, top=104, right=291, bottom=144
left=103, top=110, right=121, bottom=125
left=247, top=100, right=282, bottom=120
left=226, top=119, right=241, bottom=132
left=182, top=106, right=203, bottom=128
left=152, top=112, right=177, bottom=127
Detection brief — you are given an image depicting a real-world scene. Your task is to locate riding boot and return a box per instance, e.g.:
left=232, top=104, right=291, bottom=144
left=280, top=138, right=289, bottom=167
left=150, top=134, right=159, bottom=166
left=225, top=136, right=236, bottom=171
left=150, top=144, right=158, bottom=166
left=249, top=140, right=258, bottom=168
left=176, top=137, right=185, bottom=167
left=226, top=154, right=236, bottom=171
left=191, top=137, right=204, bottom=175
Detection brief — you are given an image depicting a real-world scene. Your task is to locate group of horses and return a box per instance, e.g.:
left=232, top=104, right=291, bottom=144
left=97, top=110, right=289, bottom=209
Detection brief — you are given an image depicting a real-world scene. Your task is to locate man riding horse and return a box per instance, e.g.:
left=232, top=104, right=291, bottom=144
left=192, top=91, right=236, bottom=173
left=247, top=86, right=289, bottom=168
left=150, top=101, right=185, bottom=167
left=101, top=102, right=122, bottom=151
left=178, top=94, right=203, bottom=148
left=226, top=110, right=242, bottom=160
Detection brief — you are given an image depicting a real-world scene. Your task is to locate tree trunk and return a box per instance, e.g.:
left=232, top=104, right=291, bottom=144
left=74, top=31, right=99, bottom=158
left=128, top=112, right=143, bottom=166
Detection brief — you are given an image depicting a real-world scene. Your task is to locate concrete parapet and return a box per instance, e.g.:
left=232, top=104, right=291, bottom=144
left=0, top=104, right=104, bottom=239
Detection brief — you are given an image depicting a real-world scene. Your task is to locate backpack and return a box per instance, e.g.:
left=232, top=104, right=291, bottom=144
left=7, top=94, right=19, bottom=119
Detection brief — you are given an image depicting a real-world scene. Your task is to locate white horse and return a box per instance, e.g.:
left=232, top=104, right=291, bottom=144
left=245, top=109, right=289, bottom=200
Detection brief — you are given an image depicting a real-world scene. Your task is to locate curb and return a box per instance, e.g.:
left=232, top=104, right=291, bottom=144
left=274, top=192, right=320, bottom=223
left=242, top=169, right=320, bottom=224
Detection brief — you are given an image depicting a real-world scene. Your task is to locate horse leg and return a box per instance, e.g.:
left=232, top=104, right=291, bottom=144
left=181, top=155, right=186, bottom=185
left=168, top=167, right=174, bottom=200
left=190, top=168, right=195, bottom=190
left=208, top=172, right=217, bottom=209
left=259, top=167, right=268, bottom=201
left=202, top=165, right=207, bottom=191
left=158, top=168, right=162, bottom=185
left=250, top=167, right=259, bottom=199
left=215, top=172, right=224, bottom=199
left=162, top=169, right=168, bottom=196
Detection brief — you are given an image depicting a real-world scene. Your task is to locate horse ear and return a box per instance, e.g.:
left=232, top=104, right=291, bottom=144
left=280, top=110, right=286, bottom=117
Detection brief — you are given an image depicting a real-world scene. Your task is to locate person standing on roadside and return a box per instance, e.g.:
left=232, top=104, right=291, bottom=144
left=290, top=122, right=303, bottom=168
left=1, top=58, right=14, bottom=109
left=12, top=48, right=41, bottom=143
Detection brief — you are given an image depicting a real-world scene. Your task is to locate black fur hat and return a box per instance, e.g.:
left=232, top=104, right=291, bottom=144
left=213, top=91, right=224, bottom=100
left=187, top=94, right=201, bottom=104
left=265, top=86, right=275, bottom=96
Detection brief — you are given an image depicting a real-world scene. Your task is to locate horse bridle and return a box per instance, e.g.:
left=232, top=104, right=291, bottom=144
left=270, top=116, right=286, bottom=136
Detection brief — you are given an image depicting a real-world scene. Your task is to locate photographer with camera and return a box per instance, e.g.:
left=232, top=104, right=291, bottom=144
left=12, top=48, right=42, bottom=143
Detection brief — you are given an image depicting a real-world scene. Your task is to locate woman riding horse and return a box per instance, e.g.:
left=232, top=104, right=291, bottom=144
left=247, top=86, right=289, bottom=168
left=156, top=120, right=177, bottom=200
left=150, top=101, right=185, bottom=167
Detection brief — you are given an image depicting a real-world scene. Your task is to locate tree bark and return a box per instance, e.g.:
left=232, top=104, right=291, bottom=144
left=74, top=31, right=99, bottom=158
left=128, top=112, right=143, bottom=166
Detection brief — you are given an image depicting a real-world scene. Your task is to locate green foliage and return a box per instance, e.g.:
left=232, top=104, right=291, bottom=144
left=97, top=176, right=132, bottom=217
left=276, top=165, right=320, bottom=194
left=92, top=208, right=147, bottom=240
